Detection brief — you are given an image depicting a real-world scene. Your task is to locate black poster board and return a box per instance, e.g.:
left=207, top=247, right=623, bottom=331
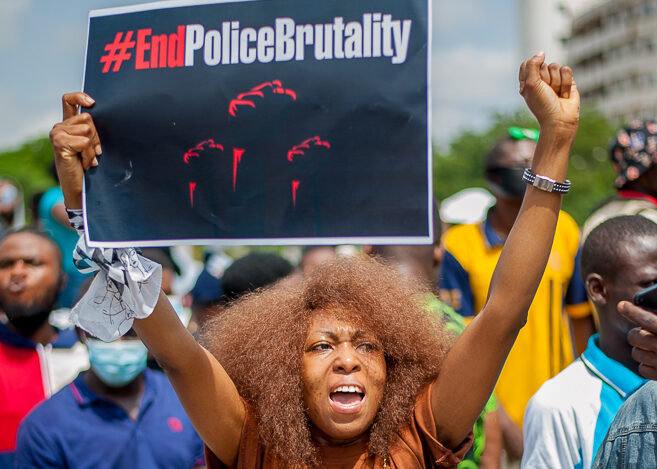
left=83, top=0, right=431, bottom=246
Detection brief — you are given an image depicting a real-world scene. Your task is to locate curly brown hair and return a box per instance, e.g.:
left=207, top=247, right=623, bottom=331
left=200, top=255, right=453, bottom=467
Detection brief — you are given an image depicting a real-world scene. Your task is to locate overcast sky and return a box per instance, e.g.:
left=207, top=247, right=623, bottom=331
left=0, top=0, right=521, bottom=152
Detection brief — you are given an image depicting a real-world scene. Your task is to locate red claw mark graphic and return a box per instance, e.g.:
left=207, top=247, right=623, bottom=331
left=184, top=139, right=224, bottom=163
left=189, top=182, right=197, bottom=207
left=270, top=79, right=297, bottom=100
left=292, top=180, right=300, bottom=207
left=287, top=136, right=331, bottom=162
left=185, top=80, right=332, bottom=210
left=233, top=148, right=245, bottom=191
left=229, top=80, right=297, bottom=117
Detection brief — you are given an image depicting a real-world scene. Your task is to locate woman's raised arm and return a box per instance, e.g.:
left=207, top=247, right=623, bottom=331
left=50, top=93, right=244, bottom=467
left=430, top=53, right=580, bottom=448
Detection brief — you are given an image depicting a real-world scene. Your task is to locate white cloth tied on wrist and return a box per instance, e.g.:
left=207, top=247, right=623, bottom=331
left=67, top=209, right=162, bottom=342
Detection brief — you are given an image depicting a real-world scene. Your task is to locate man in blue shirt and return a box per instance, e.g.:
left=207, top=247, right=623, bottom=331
left=15, top=329, right=204, bottom=469
left=522, top=215, right=655, bottom=468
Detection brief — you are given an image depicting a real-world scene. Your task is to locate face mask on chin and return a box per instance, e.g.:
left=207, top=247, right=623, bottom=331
left=87, top=339, right=148, bottom=388
left=486, top=167, right=527, bottom=200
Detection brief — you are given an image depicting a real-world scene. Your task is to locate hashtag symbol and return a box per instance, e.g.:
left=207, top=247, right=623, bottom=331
left=100, top=31, right=135, bottom=73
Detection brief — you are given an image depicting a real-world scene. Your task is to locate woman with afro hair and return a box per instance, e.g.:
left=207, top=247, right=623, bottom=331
left=50, top=52, right=579, bottom=468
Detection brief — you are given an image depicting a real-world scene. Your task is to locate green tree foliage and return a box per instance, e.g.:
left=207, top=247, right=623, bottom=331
left=0, top=137, right=56, bottom=221
left=434, top=107, right=618, bottom=225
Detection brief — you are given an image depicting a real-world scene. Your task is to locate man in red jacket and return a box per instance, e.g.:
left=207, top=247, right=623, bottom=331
left=0, top=229, right=88, bottom=467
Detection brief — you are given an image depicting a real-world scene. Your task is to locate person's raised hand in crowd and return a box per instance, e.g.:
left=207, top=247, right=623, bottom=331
left=431, top=51, right=580, bottom=450
left=49, top=93, right=101, bottom=210
left=619, top=301, right=657, bottom=379
left=518, top=51, right=579, bottom=173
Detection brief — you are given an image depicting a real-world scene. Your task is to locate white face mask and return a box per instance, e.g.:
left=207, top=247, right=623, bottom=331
left=167, top=294, right=192, bottom=327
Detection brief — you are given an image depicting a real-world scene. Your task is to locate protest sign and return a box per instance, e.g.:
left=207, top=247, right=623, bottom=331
left=83, top=0, right=431, bottom=246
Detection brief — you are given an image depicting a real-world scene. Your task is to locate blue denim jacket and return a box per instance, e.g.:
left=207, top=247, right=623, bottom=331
left=593, top=381, right=657, bottom=468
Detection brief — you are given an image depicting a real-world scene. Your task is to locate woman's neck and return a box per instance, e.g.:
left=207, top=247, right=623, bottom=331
left=310, top=427, right=369, bottom=448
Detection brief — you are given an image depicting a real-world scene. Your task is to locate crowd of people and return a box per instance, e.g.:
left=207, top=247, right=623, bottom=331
left=1, top=53, right=657, bottom=469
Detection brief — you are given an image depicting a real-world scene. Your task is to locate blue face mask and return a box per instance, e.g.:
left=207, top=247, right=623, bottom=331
left=87, top=339, right=148, bottom=388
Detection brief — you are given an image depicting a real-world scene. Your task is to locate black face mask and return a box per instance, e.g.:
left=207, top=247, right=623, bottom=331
left=486, top=167, right=527, bottom=199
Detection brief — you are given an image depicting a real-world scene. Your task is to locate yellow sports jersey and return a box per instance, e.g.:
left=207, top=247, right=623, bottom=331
left=441, top=210, right=591, bottom=428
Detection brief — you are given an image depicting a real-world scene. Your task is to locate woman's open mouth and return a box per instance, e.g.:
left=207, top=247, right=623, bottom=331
left=329, top=385, right=365, bottom=414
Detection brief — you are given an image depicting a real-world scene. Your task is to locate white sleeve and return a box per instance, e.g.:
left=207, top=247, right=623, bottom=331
left=521, top=391, right=583, bottom=469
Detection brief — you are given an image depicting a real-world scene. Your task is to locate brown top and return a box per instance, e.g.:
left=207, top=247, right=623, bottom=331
left=205, top=383, right=473, bottom=468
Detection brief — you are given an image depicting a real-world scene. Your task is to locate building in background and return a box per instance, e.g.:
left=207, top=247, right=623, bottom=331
left=568, top=0, right=657, bottom=122
left=518, top=0, right=586, bottom=64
